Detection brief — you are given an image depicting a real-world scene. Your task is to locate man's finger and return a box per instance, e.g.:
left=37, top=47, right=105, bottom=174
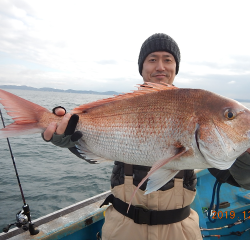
left=55, top=108, right=66, bottom=116
left=43, top=122, right=57, bottom=141
left=56, top=113, right=71, bottom=135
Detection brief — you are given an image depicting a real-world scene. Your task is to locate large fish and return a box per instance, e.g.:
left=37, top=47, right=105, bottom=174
left=0, top=83, right=250, bottom=195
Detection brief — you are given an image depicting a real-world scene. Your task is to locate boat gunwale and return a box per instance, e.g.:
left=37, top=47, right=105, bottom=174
left=0, top=190, right=111, bottom=240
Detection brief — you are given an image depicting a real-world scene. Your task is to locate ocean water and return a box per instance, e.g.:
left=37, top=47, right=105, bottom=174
left=0, top=89, right=250, bottom=233
left=0, top=89, right=114, bottom=232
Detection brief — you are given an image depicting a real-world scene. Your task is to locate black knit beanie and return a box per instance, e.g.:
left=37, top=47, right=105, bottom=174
left=138, top=33, right=181, bottom=75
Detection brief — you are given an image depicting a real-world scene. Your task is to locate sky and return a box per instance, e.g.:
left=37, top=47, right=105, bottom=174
left=0, top=0, right=250, bottom=99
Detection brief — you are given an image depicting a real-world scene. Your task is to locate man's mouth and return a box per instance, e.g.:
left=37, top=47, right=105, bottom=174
left=152, top=74, right=166, bottom=78
left=151, top=73, right=169, bottom=78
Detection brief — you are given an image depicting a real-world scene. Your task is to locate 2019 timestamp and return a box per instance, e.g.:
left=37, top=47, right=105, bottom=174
left=211, top=210, right=250, bottom=219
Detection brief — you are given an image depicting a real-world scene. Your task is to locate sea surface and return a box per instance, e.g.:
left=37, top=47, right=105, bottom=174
left=0, top=89, right=114, bottom=232
left=0, top=89, right=250, bottom=233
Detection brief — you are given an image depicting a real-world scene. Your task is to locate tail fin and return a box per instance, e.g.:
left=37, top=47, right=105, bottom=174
left=0, top=89, right=50, bottom=138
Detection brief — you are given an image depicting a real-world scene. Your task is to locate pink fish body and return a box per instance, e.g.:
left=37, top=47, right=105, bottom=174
left=1, top=83, right=250, bottom=194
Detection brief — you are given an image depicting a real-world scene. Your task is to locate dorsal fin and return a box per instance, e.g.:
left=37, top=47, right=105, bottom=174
left=71, top=82, right=177, bottom=114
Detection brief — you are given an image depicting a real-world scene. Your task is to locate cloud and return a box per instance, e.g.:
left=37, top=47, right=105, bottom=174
left=180, top=56, right=250, bottom=85
left=96, top=60, right=118, bottom=65
left=176, top=71, right=250, bottom=99
left=0, top=0, right=250, bottom=100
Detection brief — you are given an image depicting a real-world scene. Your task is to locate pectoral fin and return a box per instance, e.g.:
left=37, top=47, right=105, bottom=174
left=127, top=148, right=187, bottom=212
left=145, top=169, right=180, bottom=194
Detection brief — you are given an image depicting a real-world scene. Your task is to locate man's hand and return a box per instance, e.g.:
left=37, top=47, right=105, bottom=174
left=43, top=113, right=71, bottom=141
left=42, top=107, right=82, bottom=148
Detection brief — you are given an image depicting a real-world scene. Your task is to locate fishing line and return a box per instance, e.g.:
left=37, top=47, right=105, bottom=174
left=0, top=108, right=39, bottom=235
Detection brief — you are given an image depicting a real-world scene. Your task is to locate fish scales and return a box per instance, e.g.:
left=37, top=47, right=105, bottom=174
left=76, top=89, right=202, bottom=167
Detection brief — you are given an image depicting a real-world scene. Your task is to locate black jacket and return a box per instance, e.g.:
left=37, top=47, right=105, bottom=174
left=111, top=161, right=197, bottom=191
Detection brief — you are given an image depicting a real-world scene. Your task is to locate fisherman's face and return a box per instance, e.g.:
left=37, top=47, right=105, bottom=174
left=142, top=51, right=176, bottom=84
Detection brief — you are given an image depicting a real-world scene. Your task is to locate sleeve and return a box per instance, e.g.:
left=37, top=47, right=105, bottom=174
left=208, top=168, right=240, bottom=187
left=229, top=152, right=250, bottom=190
left=208, top=151, right=250, bottom=189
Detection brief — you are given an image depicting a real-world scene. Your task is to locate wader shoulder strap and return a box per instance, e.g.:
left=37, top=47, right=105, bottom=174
left=124, top=163, right=133, bottom=176
left=124, top=163, right=185, bottom=179
left=175, top=170, right=184, bottom=179
left=100, top=194, right=190, bottom=225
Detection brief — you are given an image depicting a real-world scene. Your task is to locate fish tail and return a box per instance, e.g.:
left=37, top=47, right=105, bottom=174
left=0, top=89, right=51, bottom=138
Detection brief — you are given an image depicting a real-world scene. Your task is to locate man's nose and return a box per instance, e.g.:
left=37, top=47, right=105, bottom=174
left=155, top=60, right=165, bottom=71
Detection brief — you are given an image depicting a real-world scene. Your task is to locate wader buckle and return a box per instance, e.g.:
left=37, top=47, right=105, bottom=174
left=134, top=204, right=153, bottom=225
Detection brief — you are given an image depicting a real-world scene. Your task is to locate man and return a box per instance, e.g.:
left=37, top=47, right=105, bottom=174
left=43, top=33, right=250, bottom=240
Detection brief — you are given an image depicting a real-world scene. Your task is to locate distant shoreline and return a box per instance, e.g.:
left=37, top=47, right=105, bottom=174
left=0, top=85, right=119, bottom=95
left=0, top=84, right=250, bottom=102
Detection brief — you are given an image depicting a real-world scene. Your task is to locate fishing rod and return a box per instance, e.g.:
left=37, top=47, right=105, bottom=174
left=0, top=108, right=39, bottom=235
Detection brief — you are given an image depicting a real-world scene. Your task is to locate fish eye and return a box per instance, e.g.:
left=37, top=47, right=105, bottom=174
left=224, top=109, right=236, bottom=120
